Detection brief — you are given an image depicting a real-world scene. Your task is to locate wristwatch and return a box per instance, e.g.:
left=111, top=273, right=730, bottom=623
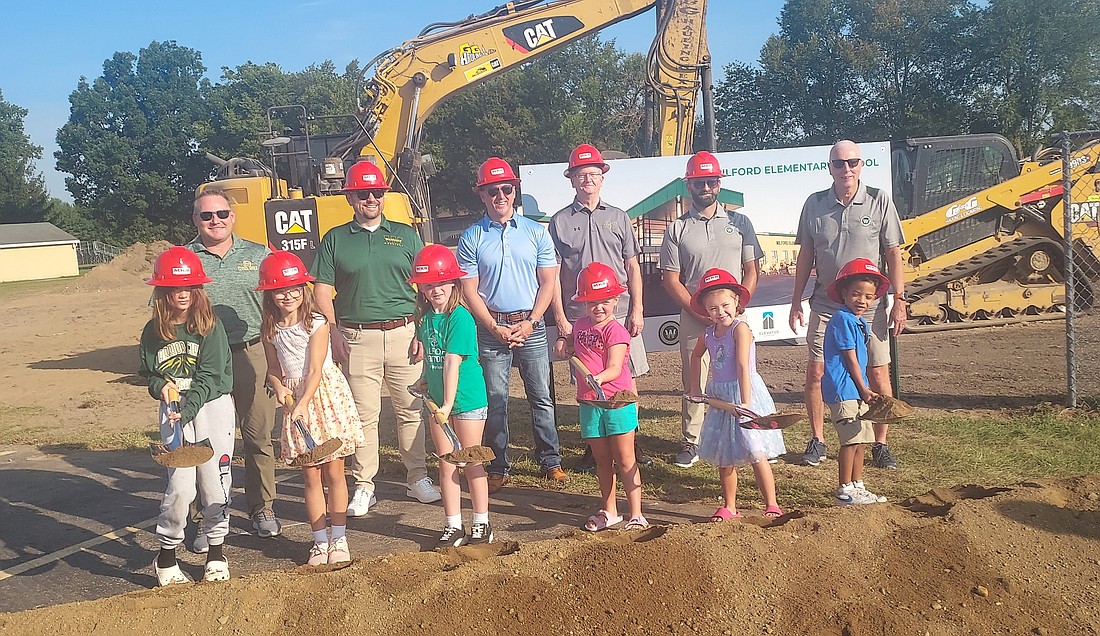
left=526, top=318, right=543, bottom=329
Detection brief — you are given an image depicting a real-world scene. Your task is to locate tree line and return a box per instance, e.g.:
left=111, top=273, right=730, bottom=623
left=1, top=0, right=1096, bottom=245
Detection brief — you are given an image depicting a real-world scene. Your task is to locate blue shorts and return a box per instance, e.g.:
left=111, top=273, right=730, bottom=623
left=454, top=407, right=487, bottom=420
left=579, top=403, right=639, bottom=439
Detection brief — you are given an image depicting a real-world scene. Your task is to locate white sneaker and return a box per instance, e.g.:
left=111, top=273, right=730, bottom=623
left=853, top=481, right=887, bottom=503
left=327, top=536, right=351, bottom=564
left=191, top=533, right=209, bottom=554
left=347, top=487, right=377, bottom=517
left=203, top=559, right=230, bottom=582
left=406, top=477, right=442, bottom=503
left=307, top=542, right=329, bottom=566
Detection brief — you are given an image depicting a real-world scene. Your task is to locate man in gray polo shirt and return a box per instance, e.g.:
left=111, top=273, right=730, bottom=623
left=789, top=139, right=907, bottom=470
left=549, top=143, right=651, bottom=471
left=186, top=187, right=280, bottom=541
left=659, top=151, right=763, bottom=468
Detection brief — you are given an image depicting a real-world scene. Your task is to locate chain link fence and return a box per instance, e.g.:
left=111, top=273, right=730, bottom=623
left=1059, top=131, right=1100, bottom=409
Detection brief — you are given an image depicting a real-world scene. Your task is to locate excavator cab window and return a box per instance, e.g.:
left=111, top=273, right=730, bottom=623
left=891, top=144, right=916, bottom=219
left=906, top=135, right=1019, bottom=219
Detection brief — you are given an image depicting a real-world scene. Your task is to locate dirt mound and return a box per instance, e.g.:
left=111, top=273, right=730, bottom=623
left=2, top=475, right=1097, bottom=635
left=64, top=241, right=173, bottom=293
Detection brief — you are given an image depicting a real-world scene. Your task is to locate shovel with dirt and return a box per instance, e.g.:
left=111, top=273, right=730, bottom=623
left=281, top=395, right=344, bottom=467
left=682, top=394, right=804, bottom=430
left=863, top=394, right=916, bottom=423
left=407, top=381, right=495, bottom=466
left=150, top=386, right=214, bottom=468
left=567, top=356, right=640, bottom=409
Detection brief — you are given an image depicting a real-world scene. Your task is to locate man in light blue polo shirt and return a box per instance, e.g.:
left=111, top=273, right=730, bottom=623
left=458, top=157, right=566, bottom=494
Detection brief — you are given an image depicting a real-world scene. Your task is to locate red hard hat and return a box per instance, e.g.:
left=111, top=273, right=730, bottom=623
left=256, top=250, right=315, bottom=291
left=475, top=157, right=520, bottom=187
left=564, top=144, right=610, bottom=177
left=148, top=247, right=213, bottom=287
left=572, top=262, right=627, bottom=303
left=685, top=151, right=722, bottom=180
left=690, top=267, right=750, bottom=316
left=826, top=257, right=890, bottom=303
left=407, top=244, right=465, bottom=285
left=343, top=161, right=390, bottom=191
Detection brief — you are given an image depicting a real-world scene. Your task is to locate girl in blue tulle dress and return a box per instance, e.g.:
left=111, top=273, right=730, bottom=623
left=688, top=268, right=785, bottom=522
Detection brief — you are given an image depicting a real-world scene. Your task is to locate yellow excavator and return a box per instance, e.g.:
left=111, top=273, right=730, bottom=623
left=892, top=133, right=1100, bottom=331
left=199, top=0, right=711, bottom=266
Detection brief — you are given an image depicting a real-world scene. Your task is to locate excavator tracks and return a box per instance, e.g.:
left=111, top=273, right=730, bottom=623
left=904, top=235, right=1072, bottom=333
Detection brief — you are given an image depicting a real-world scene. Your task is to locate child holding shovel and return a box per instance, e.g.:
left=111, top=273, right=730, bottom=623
left=258, top=251, right=363, bottom=565
left=408, top=244, right=493, bottom=549
left=565, top=263, right=647, bottom=532
left=139, top=247, right=234, bottom=586
left=688, top=268, right=785, bottom=522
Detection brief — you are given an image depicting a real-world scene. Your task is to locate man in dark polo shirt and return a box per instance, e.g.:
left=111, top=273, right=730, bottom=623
left=549, top=143, right=651, bottom=471
left=186, top=187, right=279, bottom=541
left=313, top=160, right=440, bottom=516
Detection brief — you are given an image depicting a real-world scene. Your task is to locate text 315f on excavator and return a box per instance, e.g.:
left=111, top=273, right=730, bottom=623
left=198, top=0, right=711, bottom=268
left=892, top=133, right=1100, bottom=331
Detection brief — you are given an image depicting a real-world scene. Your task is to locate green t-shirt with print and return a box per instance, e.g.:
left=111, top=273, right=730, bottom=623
left=417, top=305, right=487, bottom=415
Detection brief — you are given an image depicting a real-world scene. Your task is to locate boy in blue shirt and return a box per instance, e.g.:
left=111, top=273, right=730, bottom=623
left=822, top=258, right=892, bottom=505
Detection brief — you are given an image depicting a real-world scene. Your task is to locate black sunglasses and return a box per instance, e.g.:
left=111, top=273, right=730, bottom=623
left=483, top=184, right=515, bottom=196
left=197, top=209, right=232, bottom=221
left=830, top=158, right=862, bottom=169
left=688, top=177, right=720, bottom=189
left=352, top=189, right=387, bottom=200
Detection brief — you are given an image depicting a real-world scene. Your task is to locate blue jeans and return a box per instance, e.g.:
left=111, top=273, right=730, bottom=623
left=478, top=321, right=561, bottom=475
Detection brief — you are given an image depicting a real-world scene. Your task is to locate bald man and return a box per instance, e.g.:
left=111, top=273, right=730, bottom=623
left=788, top=140, right=907, bottom=470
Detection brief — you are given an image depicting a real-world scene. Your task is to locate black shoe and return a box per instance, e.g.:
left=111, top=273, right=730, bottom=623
left=871, top=443, right=898, bottom=469
left=435, top=526, right=467, bottom=549
left=469, top=522, right=494, bottom=545
left=673, top=443, right=699, bottom=468
left=800, top=438, right=827, bottom=467
left=576, top=445, right=596, bottom=473
left=635, top=443, right=654, bottom=467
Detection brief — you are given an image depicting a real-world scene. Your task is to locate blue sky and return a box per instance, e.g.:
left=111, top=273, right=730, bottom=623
left=0, top=1, right=783, bottom=201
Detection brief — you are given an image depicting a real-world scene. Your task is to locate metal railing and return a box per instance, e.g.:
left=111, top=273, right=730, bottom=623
left=76, top=241, right=122, bottom=267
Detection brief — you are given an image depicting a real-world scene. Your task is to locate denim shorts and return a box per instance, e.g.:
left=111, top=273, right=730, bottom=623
left=579, top=402, right=639, bottom=439
left=453, top=406, right=488, bottom=420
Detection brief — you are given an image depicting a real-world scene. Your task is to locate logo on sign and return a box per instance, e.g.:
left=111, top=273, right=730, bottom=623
left=578, top=152, right=592, bottom=160
left=659, top=320, right=679, bottom=346
left=591, top=280, right=608, bottom=290
left=945, top=197, right=982, bottom=223
left=266, top=198, right=321, bottom=269
left=761, top=311, right=776, bottom=333
left=282, top=266, right=299, bottom=276
left=172, top=265, right=191, bottom=276
left=459, top=43, right=495, bottom=66
left=502, top=16, right=584, bottom=54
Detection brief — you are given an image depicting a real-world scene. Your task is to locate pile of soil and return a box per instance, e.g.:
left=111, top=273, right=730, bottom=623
left=64, top=241, right=172, bottom=293
left=1, top=475, right=1097, bottom=635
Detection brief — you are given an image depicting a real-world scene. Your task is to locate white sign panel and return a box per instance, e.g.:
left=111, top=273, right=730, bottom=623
left=520, top=142, right=892, bottom=234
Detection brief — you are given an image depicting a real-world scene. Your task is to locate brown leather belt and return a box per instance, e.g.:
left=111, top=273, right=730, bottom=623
left=490, top=309, right=531, bottom=324
left=229, top=336, right=261, bottom=352
left=339, top=316, right=414, bottom=331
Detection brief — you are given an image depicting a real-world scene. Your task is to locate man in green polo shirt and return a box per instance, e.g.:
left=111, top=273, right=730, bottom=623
left=186, top=187, right=280, bottom=542
left=313, top=161, right=440, bottom=516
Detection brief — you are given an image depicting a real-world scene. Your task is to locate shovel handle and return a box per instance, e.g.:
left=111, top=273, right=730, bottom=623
left=294, top=418, right=320, bottom=451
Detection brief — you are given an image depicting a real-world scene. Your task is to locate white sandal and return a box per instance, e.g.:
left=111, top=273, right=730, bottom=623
left=154, top=560, right=191, bottom=586
left=203, top=559, right=230, bottom=582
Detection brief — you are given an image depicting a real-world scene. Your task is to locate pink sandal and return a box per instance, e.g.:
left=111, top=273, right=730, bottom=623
left=763, top=505, right=784, bottom=518
left=583, top=509, right=623, bottom=532
left=710, top=507, right=741, bottom=522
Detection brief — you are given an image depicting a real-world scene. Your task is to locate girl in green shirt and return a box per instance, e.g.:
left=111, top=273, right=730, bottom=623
left=409, top=245, right=492, bottom=549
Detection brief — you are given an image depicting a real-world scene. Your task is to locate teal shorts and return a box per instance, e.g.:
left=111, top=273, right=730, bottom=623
left=579, top=403, right=639, bottom=439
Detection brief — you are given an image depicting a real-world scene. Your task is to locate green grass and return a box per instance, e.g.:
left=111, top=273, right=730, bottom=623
left=373, top=399, right=1100, bottom=511
left=0, top=274, right=81, bottom=301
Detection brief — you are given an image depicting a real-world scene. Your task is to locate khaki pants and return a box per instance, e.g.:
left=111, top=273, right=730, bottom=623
left=232, top=340, right=277, bottom=516
left=678, top=310, right=710, bottom=446
left=342, top=322, right=426, bottom=491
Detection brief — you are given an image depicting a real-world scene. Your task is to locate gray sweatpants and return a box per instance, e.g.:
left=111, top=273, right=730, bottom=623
left=155, top=393, right=235, bottom=550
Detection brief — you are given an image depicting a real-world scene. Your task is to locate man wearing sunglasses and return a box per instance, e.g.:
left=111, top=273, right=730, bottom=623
left=313, top=160, right=440, bottom=515
left=659, top=151, right=764, bottom=469
left=789, top=139, right=906, bottom=470
left=186, top=188, right=281, bottom=541
left=548, top=144, right=652, bottom=472
left=458, top=157, right=566, bottom=493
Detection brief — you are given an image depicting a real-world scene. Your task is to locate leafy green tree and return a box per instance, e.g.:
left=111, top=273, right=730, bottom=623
left=55, top=41, right=208, bottom=243
left=714, top=61, right=799, bottom=151
left=0, top=90, right=56, bottom=225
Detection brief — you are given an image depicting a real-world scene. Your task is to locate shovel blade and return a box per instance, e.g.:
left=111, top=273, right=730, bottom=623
left=152, top=438, right=214, bottom=468
left=738, top=412, right=804, bottom=430
left=289, top=437, right=344, bottom=467
left=441, top=445, right=496, bottom=465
